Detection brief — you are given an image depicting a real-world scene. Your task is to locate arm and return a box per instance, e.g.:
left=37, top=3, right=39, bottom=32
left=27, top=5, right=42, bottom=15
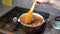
left=33, top=0, right=60, bottom=10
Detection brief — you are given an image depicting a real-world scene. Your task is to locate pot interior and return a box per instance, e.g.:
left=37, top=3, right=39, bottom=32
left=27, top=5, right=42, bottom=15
left=19, top=13, right=45, bottom=27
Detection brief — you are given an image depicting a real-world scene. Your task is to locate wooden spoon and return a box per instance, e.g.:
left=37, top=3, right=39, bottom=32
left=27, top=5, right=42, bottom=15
left=23, top=0, right=36, bottom=24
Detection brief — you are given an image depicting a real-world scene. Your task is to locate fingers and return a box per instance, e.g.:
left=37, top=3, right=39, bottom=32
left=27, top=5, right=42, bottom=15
left=37, top=0, right=48, bottom=3
left=33, top=0, right=50, bottom=6
left=36, top=1, right=41, bottom=6
left=33, top=0, right=40, bottom=6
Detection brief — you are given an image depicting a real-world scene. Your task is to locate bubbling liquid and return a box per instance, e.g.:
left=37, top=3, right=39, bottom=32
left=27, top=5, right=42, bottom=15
left=20, top=13, right=44, bottom=27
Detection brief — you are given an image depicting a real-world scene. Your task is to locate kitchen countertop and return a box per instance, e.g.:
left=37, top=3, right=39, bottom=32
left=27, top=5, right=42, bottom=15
left=44, top=15, right=60, bottom=34
left=0, top=4, right=60, bottom=34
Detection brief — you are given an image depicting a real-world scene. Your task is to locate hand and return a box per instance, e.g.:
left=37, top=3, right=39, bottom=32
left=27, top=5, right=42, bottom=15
left=33, top=0, right=55, bottom=6
left=33, top=0, right=49, bottom=5
left=33, top=0, right=60, bottom=10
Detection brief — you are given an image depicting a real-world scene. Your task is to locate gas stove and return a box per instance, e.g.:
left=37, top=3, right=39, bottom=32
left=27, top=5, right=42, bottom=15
left=0, top=6, right=49, bottom=34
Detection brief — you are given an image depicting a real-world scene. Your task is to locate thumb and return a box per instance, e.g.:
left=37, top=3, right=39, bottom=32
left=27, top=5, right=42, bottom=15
left=36, top=0, right=48, bottom=3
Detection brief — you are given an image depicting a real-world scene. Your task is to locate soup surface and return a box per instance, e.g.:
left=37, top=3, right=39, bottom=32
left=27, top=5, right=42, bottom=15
left=20, top=13, right=43, bottom=26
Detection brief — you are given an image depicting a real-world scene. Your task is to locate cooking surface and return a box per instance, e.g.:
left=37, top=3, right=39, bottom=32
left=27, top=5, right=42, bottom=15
left=0, top=6, right=49, bottom=34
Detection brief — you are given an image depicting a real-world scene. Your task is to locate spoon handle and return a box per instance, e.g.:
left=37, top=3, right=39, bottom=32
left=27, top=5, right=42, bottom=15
left=28, top=0, right=36, bottom=13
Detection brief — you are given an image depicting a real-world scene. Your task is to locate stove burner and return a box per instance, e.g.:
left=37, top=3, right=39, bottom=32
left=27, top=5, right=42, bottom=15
left=0, top=6, right=49, bottom=34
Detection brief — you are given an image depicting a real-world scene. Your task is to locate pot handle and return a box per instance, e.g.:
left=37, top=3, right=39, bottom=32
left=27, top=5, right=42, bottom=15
left=55, top=16, right=60, bottom=21
left=13, top=17, right=20, bottom=23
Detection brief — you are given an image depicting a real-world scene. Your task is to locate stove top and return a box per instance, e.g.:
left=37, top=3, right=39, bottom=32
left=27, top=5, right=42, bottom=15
left=0, top=6, right=49, bottom=34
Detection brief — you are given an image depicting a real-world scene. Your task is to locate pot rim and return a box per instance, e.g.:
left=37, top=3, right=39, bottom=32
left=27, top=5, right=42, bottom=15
left=18, top=13, right=45, bottom=27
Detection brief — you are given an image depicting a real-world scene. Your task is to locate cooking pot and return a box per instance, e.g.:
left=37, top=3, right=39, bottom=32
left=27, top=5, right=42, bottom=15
left=53, top=16, right=60, bottom=30
left=18, top=13, right=45, bottom=27
left=13, top=12, right=47, bottom=34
